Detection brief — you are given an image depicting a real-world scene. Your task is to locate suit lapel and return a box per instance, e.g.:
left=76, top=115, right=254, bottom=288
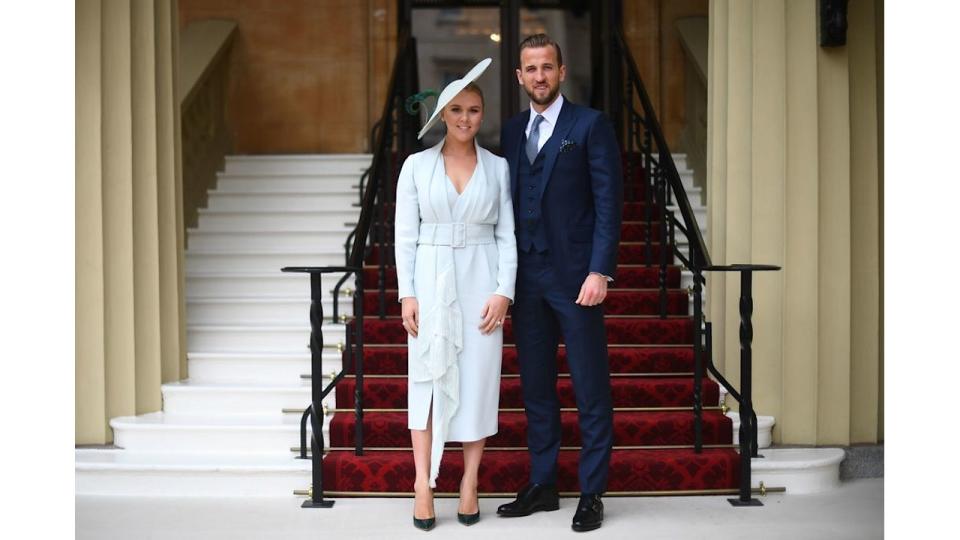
left=538, top=99, right=578, bottom=202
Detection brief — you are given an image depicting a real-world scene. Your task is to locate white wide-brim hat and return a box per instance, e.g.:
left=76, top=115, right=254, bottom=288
left=417, top=57, right=492, bottom=140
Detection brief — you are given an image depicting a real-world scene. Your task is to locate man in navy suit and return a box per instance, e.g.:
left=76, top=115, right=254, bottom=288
left=496, top=34, right=623, bottom=533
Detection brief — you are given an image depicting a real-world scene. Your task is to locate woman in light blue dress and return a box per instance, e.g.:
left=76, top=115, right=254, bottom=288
left=394, top=59, right=517, bottom=530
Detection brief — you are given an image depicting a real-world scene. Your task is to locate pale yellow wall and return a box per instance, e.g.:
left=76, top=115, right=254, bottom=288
left=848, top=0, right=882, bottom=443
left=76, top=0, right=186, bottom=445
left=707, top=0, right=883, bottom=445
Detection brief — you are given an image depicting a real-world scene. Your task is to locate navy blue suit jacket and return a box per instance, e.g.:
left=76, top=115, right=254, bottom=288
left=500, top=98, right=623, bottom=290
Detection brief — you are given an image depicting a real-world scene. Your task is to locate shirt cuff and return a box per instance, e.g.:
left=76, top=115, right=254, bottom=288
left=590, top=271, right=614, bottom=282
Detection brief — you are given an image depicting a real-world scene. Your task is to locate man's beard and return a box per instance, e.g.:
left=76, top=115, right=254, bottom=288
left=524, top=82, right=560, bottom=106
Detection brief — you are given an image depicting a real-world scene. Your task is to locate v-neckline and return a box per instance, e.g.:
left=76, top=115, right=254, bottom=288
left=441, top=153, right=478, bottom=196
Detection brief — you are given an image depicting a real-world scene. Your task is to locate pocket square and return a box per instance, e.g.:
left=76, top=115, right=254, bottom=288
left=559, top=139, right=577, bottom=153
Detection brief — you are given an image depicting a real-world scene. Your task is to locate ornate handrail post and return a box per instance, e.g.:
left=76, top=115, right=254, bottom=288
left=353, top=272, right=365, bottom=456
left=283, top=266, right=358, bottom=509
left=701, top=264, right=780, bottom=506
left=657, top=162, right=668, bottom=318
left=643, top=128, right=653, bottom=266
left=732, top=269, right=758, bottom=506
left=625, top=71, right=635, bottom=201
left=308, top=270, right=332, bottom=508
left=377, top=110, right=390, bottom=319
left=691, top=249, right=704, bottom=454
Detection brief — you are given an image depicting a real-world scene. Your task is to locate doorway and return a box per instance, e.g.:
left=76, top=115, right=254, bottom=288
left=406, top=0, right=597, bottom=150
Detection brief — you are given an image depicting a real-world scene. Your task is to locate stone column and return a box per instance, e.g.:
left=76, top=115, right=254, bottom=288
left=847, top=0, right=882, bottom=444
left=76, top=0, right=185, bottom=444
left=156, top=0, right=188, bottom=383
left=131, top=0, right=164, bottom=414
left=706, top=0, right=882, bottom=446
left=101, top=0, right=138, bottom=432
left=76, top=0, right=107, bottom=442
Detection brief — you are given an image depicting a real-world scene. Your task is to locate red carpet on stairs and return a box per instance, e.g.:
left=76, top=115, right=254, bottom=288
left=347, top=345, right=695, bottom=375
left=320, top=177, right=739, bottom=496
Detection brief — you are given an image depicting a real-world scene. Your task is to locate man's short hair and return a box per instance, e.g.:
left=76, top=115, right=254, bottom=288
left=519, top=33, right=563, bottom=66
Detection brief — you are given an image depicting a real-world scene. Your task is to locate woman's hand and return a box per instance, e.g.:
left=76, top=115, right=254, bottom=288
left=479, top=294, right=510, bottom=335
left=401, top=297, right=419, bottom=337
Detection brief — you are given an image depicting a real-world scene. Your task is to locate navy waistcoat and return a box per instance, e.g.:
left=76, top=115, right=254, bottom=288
left=516, top=139, right=549, bottom=253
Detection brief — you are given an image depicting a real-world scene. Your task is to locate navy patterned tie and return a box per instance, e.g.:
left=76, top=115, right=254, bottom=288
left=526, top=114, right=545, bottom=164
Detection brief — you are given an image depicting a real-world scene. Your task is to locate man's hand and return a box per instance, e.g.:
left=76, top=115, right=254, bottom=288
left=575, top=273, right=608, bottom=306
left=401, top=297, right=419, bottom=337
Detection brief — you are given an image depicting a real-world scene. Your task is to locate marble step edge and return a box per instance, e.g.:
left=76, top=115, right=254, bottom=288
left=216, top=170, right=365, bottom=181
left=162, top=380, right=311, bottom=392
left=185, top=248, right=346, bottom=256
left=187, top=229, right=353, bottom=237
left=207, top=190, right=360, bottom=197
left=226, top=153, right=371, bottom=162
left=76, top=448, right=312, bottom=472
left=109, top=412, right=310, bottom=432
left=186, top=323, right=345, bottom=332
left=75, top=447, right=844, bottom=497
left=197, top=208, right=360, bottom=216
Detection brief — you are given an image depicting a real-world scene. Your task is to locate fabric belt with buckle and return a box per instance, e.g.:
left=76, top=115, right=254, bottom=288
left=417, top=222, right=495, bottom=248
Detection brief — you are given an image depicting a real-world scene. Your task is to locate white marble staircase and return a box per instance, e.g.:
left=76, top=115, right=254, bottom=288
left=77, top=154, right=370, bottom=497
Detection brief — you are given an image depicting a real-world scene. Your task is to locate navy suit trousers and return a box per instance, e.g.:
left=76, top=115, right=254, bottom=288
left=512, top=249, right=613, bottom=495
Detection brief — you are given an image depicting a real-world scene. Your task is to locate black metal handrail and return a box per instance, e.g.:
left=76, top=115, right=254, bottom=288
left=281, top=265, right=363, bottom=509
left=610, top=24, right=781, bottom=506
left=613, top=27, right=710, bottom=268
left=288, top=29, right=420, bottom=509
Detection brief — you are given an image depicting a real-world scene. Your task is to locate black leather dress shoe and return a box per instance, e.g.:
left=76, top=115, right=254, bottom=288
left=571, top=494, right=604, bottom=532
left=496, top=483, right=560, bottom=517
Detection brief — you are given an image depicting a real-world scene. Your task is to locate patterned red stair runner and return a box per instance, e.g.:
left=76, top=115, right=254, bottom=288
left=321, top=178, right=738, bottom=495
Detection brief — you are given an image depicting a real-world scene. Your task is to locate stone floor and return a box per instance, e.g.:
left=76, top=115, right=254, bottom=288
left=76, top=477, right=882, bottom=539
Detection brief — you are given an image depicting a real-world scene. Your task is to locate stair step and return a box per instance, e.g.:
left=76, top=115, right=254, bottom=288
left=197, top=209, right=360, bottom=231
left=215, top=173, right=360, bottom=193
left=186, top=271, right=352, bottom=299
left=186, top=297, right=352, bottom=326
left=356, top=316, right=693, bottom=345
left=187, top=351, right=341, bottom=385
left=344, top=345, right=695, bottom=375
left=335, top=377, right=719, bottom=409
left=108, top=412, right=325, bottom=454
left=187, top=230, right=353, bottom=251
left=160, top=381, right=317, bottom=416
left=364, top=201, right=658, bottom=222
left=329, top=410, right=732, bottom=447
left=359, top=265, right=682, bottom=289
left=322, top=448, right=739, bottom=493
left=75, top=448, right=312, bottom=497
left=206, top=191, right=359, bottom=212
left=223, top=154, right=371, bottom=175
left=361, top=289, right=688, bottom=316
left=364, top=242, right=675, bottom=266
left=186, top=323, right=346, bottom=353
left=185, top=249, right=344, bottom=273
left=751, top=448, right=845, bottom=494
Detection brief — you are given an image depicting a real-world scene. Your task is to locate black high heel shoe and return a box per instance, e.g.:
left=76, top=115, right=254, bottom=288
left=457, top=510, right=480, bottom=526
left=457, top=485, right=480, bottom=526
left=413, top=485, right=436, bottom=531
left=413, top=516, right=436, bottom=531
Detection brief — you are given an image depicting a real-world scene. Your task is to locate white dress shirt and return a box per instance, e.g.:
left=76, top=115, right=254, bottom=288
left=525, top=94, right=564, bottom=152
